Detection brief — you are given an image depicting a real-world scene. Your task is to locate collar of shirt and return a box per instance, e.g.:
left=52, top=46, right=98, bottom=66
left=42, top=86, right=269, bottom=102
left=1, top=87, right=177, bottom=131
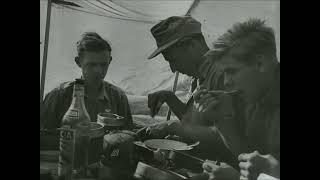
left=188, top=56, right=217, bottom=96
left=84, top=81, right=110, bottom=102
left=187, top=57, right=215, bottom=104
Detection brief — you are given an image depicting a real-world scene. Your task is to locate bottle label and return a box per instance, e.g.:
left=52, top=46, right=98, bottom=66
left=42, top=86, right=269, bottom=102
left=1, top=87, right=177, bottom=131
left=66, top=109, right=79, bottom=118
left=58, top=128, right=76, bottom=178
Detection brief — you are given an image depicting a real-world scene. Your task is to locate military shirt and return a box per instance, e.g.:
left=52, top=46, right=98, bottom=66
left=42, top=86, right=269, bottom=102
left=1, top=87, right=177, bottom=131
left=40, top=80, right=133, bottom=130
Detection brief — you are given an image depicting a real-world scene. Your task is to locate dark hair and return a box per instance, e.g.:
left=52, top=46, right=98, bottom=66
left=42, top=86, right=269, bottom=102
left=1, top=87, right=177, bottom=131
left=213, top=18, right=277, bottom=65
left=76, top=32, right=112, bottom=57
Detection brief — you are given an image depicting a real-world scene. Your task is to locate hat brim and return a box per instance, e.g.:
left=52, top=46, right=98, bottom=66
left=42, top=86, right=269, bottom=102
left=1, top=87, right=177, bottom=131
left=148, top=38, right=181, bottom=60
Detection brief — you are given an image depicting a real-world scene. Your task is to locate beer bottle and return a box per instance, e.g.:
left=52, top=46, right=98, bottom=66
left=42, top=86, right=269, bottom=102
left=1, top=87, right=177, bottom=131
left=58, top=79, right=91, bottom=179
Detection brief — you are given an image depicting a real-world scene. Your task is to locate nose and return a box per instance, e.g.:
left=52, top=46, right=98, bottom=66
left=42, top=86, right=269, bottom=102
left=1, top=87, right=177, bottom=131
left=224, top=72, right=234, bottom=90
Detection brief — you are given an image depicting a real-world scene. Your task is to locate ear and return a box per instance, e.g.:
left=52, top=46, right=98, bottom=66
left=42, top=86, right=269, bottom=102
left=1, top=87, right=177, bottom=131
left=75, top=57, right=81, bottom=68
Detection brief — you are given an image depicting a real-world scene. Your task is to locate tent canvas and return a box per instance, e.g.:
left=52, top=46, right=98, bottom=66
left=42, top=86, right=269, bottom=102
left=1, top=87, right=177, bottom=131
left=40, top=0, right=280, bottom=119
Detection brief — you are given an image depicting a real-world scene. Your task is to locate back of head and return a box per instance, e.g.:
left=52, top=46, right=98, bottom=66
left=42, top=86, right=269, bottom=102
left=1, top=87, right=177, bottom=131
left=213, top=18, right=277, bottom=65
left=76, top=32, right=112, bottom=57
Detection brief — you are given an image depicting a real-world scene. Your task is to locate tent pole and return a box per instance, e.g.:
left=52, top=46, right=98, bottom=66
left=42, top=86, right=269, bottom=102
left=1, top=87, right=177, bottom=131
left=40, top=0, right=52, bottom=103
left=186, top=0, right=200, bottom=16
left=166, top=0, right=200, bottom=121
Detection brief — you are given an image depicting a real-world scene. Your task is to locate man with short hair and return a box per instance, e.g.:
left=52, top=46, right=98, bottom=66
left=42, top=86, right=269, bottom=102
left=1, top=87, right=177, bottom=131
left=40, top=32, right=133, bottom=147
left=194, top=18, right=280, bottom=180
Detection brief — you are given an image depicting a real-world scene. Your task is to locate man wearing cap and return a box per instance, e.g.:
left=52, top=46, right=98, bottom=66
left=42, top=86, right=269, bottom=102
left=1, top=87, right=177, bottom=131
left=146, top=16, right=240, bottom=166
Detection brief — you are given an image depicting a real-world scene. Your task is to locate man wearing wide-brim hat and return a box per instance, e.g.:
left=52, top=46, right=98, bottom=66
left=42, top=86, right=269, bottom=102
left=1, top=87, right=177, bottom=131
left=146, top=16, right=238, bottom=167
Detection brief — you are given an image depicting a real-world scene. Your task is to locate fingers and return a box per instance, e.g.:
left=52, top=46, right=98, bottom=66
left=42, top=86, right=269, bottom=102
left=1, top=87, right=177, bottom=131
left=151, top=101, right=159, bottom=117
left=238, top=153, right=252, bottom=162
left=199, top=98, right=217, bottom=112
left=148, top=96, right=161, bottom=117
left=148, top=92, right=168, bottom=117
left=238, top=151, right=261, bottom=161
left=207, top=90, right=225, bottom=96
left=252, top=150, right=260, bottom=156
left=239, top=162, right=251, bottom=170
left=145, top=127, right=151, bottom=136
left=153, top=101, right=163, bottom=117
left=148, top=92, right=162, bottom=109
left=145, top=123, right=167, bottom=138
left=148, top=94, right=157, bottom=117
left=197, top=95, right=215, bottom=111
left=200, top=98, right=220, bottom=113
left=197, top=93, right=213, bottom=104
left=239, top=162, right=254, bottom=177
left=240, top=170, right=249, bottom=178
left=147, top=93, right=153, bottom=108
left=202, top=160, right=219, bottom=172
left=239, top=158, right=260, bottom=180
left=193, top=89, right=209, bottom=102
left=196, top=91, right=222, bottom=112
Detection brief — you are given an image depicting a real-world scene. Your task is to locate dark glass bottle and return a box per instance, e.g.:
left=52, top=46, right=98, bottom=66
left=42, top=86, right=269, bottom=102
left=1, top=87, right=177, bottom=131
left=58, top=79, right=91, bottom=179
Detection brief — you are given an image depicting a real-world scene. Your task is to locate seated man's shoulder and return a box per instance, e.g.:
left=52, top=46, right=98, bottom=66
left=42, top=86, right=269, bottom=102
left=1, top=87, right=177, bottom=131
left=47, top=81, right=74, bottom=95
left=42, top=81, right=74, bottom=103
left=103, top=81, right=127, bottom=96
left=57, top=81, right=75, bottom=91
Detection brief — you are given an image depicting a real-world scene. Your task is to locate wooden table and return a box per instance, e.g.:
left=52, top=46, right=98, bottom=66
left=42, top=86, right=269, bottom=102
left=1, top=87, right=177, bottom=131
left=40, top=150, right=131, bottom=180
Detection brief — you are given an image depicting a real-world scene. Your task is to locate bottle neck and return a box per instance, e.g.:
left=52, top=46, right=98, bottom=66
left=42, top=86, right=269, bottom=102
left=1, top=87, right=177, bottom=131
left=62, top=83, right=91, bottom=128
left=73, top=84, right=85, bottom=98
left=71, top=84, right=87, bottom=115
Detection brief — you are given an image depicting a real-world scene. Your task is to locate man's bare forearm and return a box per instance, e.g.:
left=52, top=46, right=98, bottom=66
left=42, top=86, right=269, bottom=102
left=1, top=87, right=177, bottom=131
left=165, top=94, right=187, bottom=120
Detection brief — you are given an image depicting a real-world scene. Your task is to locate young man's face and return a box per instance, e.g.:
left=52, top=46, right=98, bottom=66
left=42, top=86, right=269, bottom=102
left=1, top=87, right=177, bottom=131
left=161, top=42, right=198, bottom=77
left=219, top=47, right=267, bottom=104
left=78, top=50, right=111, bottom=86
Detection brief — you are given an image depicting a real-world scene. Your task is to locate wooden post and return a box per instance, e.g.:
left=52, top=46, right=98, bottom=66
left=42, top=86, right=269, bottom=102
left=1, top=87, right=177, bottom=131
left=40, top=0, right=52, bottom=103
